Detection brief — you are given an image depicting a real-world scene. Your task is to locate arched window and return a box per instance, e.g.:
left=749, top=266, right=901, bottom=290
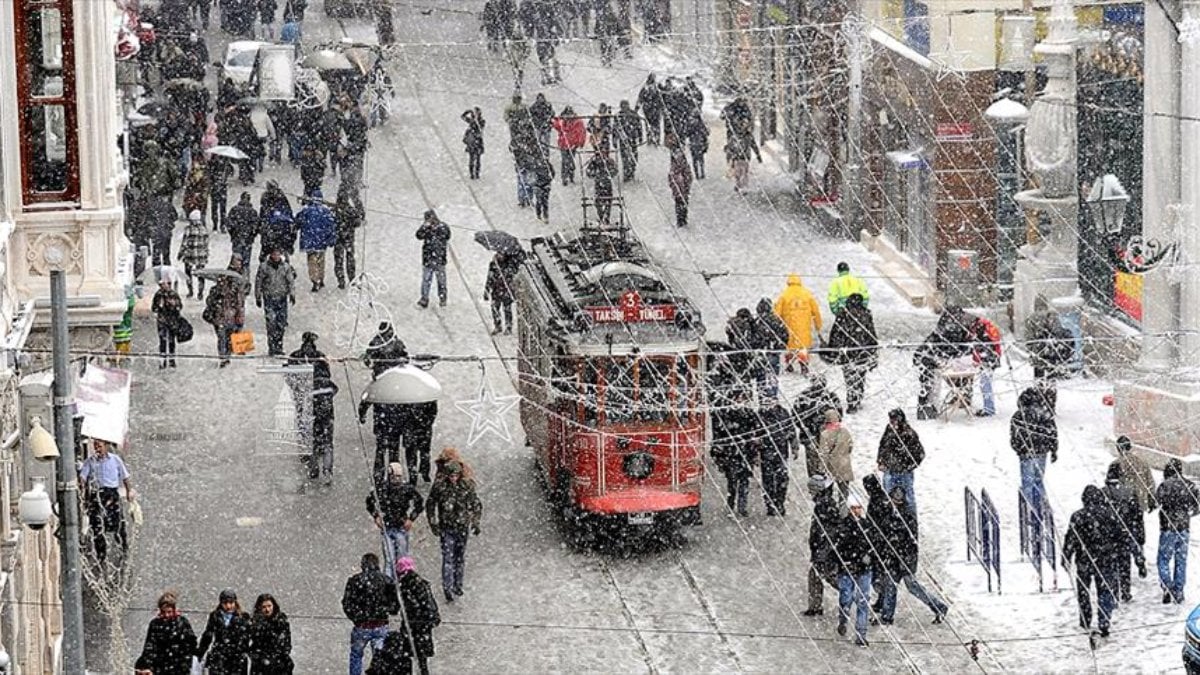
left=14, top=0, right=79, bottom=206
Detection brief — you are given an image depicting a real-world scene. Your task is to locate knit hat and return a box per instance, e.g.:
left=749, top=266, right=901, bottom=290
left=824, top=408, right=841, bottom=424
left=388, top=462, right=405, bottom=478
left=302, top=331, right=319, bottom=344
left=1116, top=435, right=1133, bottom=453
left=219, top=589, right=238, bottom=603
left=807, top=474, right=831, bottom=496
left=395, top=557, right=416, bottom=575
left=846, top=493, right=863, bottom=510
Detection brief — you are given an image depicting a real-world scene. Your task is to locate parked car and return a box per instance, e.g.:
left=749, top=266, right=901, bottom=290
left=1184, top=604, right=1200, bottom=674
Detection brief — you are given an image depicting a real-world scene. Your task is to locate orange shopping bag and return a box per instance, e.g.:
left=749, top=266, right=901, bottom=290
left=230, top=330, right=255, bottom=355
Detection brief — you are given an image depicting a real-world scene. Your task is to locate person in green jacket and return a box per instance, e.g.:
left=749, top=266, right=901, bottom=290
left=112, top=290, right=136, bottom=366
left=827, top=261, right=869, bottom=315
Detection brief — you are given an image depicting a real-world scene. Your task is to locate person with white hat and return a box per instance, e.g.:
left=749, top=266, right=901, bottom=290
left=179, top=209, right=210, bottom=299
left=834, top=493, right=874, bottom=646
left=365, top=463, right=425, bottom=579
left=151, top=267, right=183, bottom=369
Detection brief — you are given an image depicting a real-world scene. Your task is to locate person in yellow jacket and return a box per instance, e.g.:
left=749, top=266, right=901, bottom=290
left=827, top=261, right=869, bottom=315
left=774, top=274, right=823, bottom=373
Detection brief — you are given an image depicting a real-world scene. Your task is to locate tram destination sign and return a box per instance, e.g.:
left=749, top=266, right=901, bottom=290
left=583, top=290, right=676, bottom=323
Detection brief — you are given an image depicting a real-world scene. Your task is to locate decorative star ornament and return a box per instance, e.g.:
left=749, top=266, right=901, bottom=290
left=932, top=49, right=972, bottom=84
left=455, top=379, right=520, bottom=446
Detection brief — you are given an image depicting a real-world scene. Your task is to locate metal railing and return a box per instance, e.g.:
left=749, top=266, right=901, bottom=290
left=965, top=486, right=1002, bottom=593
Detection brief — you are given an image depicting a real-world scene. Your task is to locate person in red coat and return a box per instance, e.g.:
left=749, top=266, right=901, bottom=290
left=551, top=106, right=587, bottom=185
left=666, top=132, right=693, bottom=227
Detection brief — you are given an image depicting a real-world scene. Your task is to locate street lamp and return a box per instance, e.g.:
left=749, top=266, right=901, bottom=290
left=365, top=364, right=442, bottom=404
left=1087, top=174, right=1130, bottom=234
left=27, top=416, right=59, bottom=461
left=17, top=477, right=52, bottom=531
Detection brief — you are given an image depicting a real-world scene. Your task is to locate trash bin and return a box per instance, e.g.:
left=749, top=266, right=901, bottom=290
left=944, top=249, right=981, bottom=307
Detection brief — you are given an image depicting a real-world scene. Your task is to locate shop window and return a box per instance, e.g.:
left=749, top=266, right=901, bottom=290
left=14, top=0, right=79, bottom=205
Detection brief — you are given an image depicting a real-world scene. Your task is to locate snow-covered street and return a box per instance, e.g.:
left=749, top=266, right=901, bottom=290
left=99, top=2, right=1196, bottom=673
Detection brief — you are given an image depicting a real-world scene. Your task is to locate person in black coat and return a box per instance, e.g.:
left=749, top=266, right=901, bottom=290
left=1063, top=485, right=1122, bottom=635
left=484, top=253, right=516, bottom=334
left=833, top=497, right=874, bottom=646
left=343, top=553, right=402, bottom=675
left=875, top=408, right=924, bottom=518
left=825, top=293, right=877, bottom=413
left=791, top=374, right=842, bottom=477
left=724, top=307, right=757, bottom=382
left=416, top=209, right=451, bottom=308
left=758, top=404, right=796, bottom=516
left=135, top=592, right=198, bottom=675
left=616, top=99, right=642, bottom=181
left=1102, top=462, right=1146, bottom=602
left=311, top=375, right=338, bottom=483
left=365, top=630, right=411, bottom=675
left=197, top=589, right=251, bottom=675
left=248, top=593, right=293, bottom=674
left=867, top=480, right=948, bottom=624
left=1011, top=386, right=1058, bottom=559
left=637, top=74, right=663, bottom=145
left=1155, top=458, right=1200, bottom=604
left=227, top=192, right=260, bottom=266
left=752, top=297, right=789, bottom=398
left=711, top=396, right=756, bottom=517
left=365, top=321, right=409, bottom=378
left=395, top=557, right=442, bottom=675
left=367, top=464, right=426, bottom=576
left=461, top=108, right=486, bottom=180
left=804, top=475, right=843, bottom=616
left=912, top=306, right=974, bottom=419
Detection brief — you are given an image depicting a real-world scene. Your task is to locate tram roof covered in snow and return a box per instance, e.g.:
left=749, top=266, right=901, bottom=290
left=518, top=228, right=705, bottom=353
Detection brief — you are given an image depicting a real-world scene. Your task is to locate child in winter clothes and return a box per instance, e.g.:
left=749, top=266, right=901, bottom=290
left=483, top=253, right=515, bottom=334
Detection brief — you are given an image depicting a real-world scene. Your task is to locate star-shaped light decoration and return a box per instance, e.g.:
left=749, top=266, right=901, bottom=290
left=932, top=48, right=972, bottom=84
left=455, top=379, right=520, bottom=446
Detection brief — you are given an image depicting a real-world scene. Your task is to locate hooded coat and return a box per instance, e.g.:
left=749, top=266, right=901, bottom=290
left=1157, top=460, right=1200, bottom=533
left=248, top=595, right=293, bottom=674
left=818, top=409, right=854, bottom=483
left=864, top=474, right=915, bottom=580
left=876, top=416, right=925, bottom=474
left=752, top=298, right=789, bottom=353
left=297, top=195, right=337, bottom=252
left=1009, top=388, right=1058, bottom=461
left=773, top=275, right=822, bottom=351
left=397, top=570, right=441, bottom=657
left=1101, top=465, right=1144, bottom=549
left=1063, top=485, right=1124, bottom=575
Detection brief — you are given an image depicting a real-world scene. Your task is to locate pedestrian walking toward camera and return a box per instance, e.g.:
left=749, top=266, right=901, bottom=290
left=427, top=461, right=483, bottom=603
left=365, top=321, right=408, bottom=378
left=970, top=314, right=1002, bottom=417
left=152, top=273, right=183, bottom=369
left=334, top=184, right=364, bottom=289
left=711, top=394, right=756, bottom=517
left=248, top=593, right=293, bottom=675
left=1102, top=462, right=1146, bottom=602
left=197, top=589, right=251, bottom=675
left=228, top=192, right=259, bottom=267
left=1157, top=458, right=1200, bottom=604
left=1114, top=435, right=1157, bottom=513
left=310, top=373, right=338, bottom=484
left=666, top=131, right=692, bottom=227
left=395, top=557, right=441, bottom=675
left=203, top=257, right=248, bottom=367
left=342, top=553, right=401, bottom=675
left=637, top=74, right=663, bottom=145
left=484, top=253, right=515, bottom=335
left=416, top=210, right=451, bottom=308
left=135, top=591, right=198, bottom=675
left=876, top=408, right=924, bottom=518
left=688, top=113, right=709, bottom=179
left=367, top=463, right=426, bottom=579
left=835, top=495, right=874, bottom=647
left=1011, top=386, right=1057, bottom=556
left=1063, top=485, right=1122, bottom=636
left=462, top=107, right=486, bottom=180
left=804, top=474, right=842, bottom=616
left=255, top=248, right=296, bottom=356
left=586, top=150, right=618, bottom=225
left=297, top=189, right=336, bottom=292
left=79, top=439, right=133, bottom=562
left=531, top=153, right=555, bottom=222
left=530, top=92, right=554, bottom=150
left=179, top=210, right=210, bottom=299
left=818, top=408, right=853, bottom=496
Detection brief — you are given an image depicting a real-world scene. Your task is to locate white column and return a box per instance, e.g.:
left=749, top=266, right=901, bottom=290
left=1180, top=0, right=1200, bottom=367
left=1139, top=0, right=1182, bottom=371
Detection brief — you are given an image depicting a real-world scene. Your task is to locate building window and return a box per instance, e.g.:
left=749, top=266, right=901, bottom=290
left=13, top=0, right=79, bottom=206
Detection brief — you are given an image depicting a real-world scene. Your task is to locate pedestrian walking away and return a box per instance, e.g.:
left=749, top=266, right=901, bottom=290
left=203, top=256, right=249, bottom=366
left=359, top=392, right=404, bottom=485
left=773, top=274, right=823, bottom=373
left=462, top=107, right=486, bottom=180
left=342, top=553, right=401, bottom=675
left=552, top=106, right=586, bottom=185
left=818, top=408, right=854, bottom=496
left=792, top=374, right=842, bottom=477
left=310, top=373, right=338, bottom=484
left=254, top=248, right=297, bottom=356
left=616, top=99, right=642, bottom=181
left=484, top=252, right=516, bottom=334
left=395, top=557, right=442, bottom=675
left=197, top=589, right=251, bottom=675
left=804, top=474, right=843, bottom=616
left=1156, top=458, right=1200, bottom=604
left=1102, top=462, right=1146, bottom=602
left=711, top=394, right=756, bottom=517
left=637, top=74, right=663, bottom=145
left=248, top=593, right=294, bottom=674
left=296, top=189, right=336, bottom=292
left=827, top=261, right=870, bottom=315
left=1063, top=485, right=1123, bottom=636
left=585, top=150, right=618, bottom=225
left=759, top=404, right=796, bottom=516
left=367, top=462, right=426, bottom=579
left=135, top=591, right=198, bottom=675
left=416, top=209, right=451, bottom=308
left=876, top=408, right=924, bottom=518
left=227, top=192, right=260, bottom=267
left=666, top=131, right=692, bottom=227
left=334, top=183, right=364, bottom=288
left=426, top=460, right=483, bottom=602
left=1114, top=435, right=1157, bottom=513
left=1011, top=386, right=1058, bottom=558
left=970, top=314, right=1002, bottom=416
left=530, top=92, right=554, bottom=150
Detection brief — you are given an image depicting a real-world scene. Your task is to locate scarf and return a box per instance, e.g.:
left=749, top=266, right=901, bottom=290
left=221, top=610, right=234, bottom=627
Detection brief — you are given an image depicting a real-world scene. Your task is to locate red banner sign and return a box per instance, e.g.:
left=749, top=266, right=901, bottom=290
left=936, top=122, right=975, bottom=140
left=584, top=290, right=676, bottom=323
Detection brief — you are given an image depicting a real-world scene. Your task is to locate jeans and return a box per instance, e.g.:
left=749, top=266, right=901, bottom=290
left=516, top=166, right=532, bottom=206
left=882, top=471, right=916, bottom=519
left=837, top=571, right=872, bottom=643
left=467, top=150, right=482, bottom=179
left=381, top=526, right=411, bottom=579
left=157, top=322, right=176, bottom=362
left=978, top=368, right=995, bottom=415
left=263, top=296, right=289, bottom=355
left=440, top=530, right=468, bottom=595
left=691, top=148, right=705, bottom=179
left=1019, top=455, right=1048, bottom=554
left=334, top=240, right=356, bottom=285
left=420, top=265, right=447, bottom=305
left=348, top=625, right=390, bottom=675
left=1159, top=530, right=1190, bottom=601
left=1076, top=564, right=1117, bottom=631
left=878, top=573, right=947, bottom=622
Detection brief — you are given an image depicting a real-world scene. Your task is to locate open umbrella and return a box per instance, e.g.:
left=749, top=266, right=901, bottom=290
left=301, top=49, right=355, bottom=71
left=194, top=267, right=246, bottom=281
left=205, top=145, right=250, bottom=160
left=473, top=230, right=523, bottom=255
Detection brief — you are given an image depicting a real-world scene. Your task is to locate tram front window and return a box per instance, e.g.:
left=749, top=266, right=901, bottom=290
left=602, top=357, right=672, bottom=424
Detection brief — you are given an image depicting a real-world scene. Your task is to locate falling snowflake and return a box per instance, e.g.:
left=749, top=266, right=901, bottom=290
left=332, top=272, right=395, bottom=351
left=1180, top=14, right=1200, bottom=45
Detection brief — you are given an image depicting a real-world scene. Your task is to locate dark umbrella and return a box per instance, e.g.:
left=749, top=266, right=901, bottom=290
left=194, top=267, right=246, bottom=281
left=137, top=101, right=167, bottom=118
left=473, top=230, right=523, bottom=255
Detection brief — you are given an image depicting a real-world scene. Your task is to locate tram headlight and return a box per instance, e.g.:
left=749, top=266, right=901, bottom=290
left=623, top=451, right=655, bottom=480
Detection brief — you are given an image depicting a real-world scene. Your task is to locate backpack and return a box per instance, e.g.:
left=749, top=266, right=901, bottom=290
left=975, top=317, right=1001, bottom=365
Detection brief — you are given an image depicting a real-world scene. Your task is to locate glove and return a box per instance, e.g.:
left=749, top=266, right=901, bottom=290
left=1137, top=558, right=1148, bottom=578
left=1051, top=453, right=1058, bottom=464
left=472, top=526, right=481, bottom=536
left=256, top=299, right=263, bottom=308
left=289, top=295, right=296, bottom=305
left=358, top=415, right=367, bottom=425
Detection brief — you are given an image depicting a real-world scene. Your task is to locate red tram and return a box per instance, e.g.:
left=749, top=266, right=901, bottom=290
left=515, top=221, right=707, bottom=532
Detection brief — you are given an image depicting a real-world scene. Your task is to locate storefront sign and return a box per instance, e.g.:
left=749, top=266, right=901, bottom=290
left=1114, top=270, right=1143, bottom=322
left=936, top=122, right=975, bottom=140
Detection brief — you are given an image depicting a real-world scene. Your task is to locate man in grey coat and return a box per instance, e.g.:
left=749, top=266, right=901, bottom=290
left=255, top=247, right=297, bottom=356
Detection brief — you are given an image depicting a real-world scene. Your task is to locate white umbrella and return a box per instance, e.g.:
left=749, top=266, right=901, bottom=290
left=205, top=145, right=250, bottom=160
